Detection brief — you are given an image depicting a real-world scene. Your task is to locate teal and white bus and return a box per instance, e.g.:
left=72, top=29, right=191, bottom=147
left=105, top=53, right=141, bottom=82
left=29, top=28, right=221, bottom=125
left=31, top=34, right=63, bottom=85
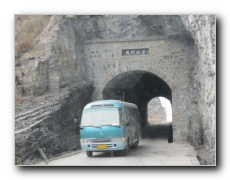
left=80, top=100, right=141, bottom=157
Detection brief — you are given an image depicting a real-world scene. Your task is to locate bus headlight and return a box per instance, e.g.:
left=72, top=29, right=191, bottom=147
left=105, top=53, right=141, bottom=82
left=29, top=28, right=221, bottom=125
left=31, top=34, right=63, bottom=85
left=111, top=137, right=126, bottom=142
left=80, top=139, right=91, bottom=143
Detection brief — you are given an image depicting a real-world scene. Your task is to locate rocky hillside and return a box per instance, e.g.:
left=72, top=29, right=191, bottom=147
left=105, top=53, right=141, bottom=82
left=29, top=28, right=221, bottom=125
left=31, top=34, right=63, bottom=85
left=15, top=15, right=94, bottom=165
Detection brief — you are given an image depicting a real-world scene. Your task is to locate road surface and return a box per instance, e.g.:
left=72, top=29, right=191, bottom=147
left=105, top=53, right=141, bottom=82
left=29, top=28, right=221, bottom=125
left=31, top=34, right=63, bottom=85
left=36, top=138, right=200, bottom=166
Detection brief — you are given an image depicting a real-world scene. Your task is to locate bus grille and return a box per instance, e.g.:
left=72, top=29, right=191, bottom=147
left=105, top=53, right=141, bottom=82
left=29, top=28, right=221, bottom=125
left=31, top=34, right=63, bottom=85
left=91, top=138, right=111, bottom=143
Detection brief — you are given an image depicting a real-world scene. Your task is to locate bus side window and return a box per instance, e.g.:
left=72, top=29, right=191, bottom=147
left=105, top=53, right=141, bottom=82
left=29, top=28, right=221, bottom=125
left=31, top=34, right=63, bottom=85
left=126, top=108, right=132, bottom=122
left=124, top=108, right=128, bottom=122
left=129, top=108, right=135, bottom=124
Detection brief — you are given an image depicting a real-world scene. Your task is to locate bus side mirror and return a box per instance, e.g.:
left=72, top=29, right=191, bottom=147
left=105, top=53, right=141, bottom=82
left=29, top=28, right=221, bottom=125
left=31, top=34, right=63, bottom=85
left=126, top=121, right=130, bottom=126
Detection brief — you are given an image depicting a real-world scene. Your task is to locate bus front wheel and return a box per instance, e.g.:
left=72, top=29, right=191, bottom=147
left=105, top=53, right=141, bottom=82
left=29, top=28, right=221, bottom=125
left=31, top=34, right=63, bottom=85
left=122, top=139, right=130, bottom=156
left=133, top=137, right=139, bottom=149
left=86, top=151, right=93, bottom=157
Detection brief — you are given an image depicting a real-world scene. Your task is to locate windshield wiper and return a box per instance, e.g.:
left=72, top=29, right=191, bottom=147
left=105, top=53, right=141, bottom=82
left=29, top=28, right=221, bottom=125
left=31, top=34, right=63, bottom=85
left=81, top=125, right=102, bottom=128
left=101, top=124, right=121, bottom=127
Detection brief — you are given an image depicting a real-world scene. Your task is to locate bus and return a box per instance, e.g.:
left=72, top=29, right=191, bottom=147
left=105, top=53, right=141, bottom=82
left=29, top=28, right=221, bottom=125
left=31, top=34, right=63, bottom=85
left=80, top=100, right=141, bottom=157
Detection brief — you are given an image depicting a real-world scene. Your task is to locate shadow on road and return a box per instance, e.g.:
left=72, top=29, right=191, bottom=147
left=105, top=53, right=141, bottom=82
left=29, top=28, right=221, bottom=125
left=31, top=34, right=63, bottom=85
left=142, top=122, right=173, bottom=143
left=88, top=145, right=147, bottom=158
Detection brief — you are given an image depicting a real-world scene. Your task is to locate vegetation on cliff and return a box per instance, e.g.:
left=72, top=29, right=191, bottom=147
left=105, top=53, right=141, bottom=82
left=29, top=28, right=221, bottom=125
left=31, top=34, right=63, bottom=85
left=15, top=15, right=51, bottom=58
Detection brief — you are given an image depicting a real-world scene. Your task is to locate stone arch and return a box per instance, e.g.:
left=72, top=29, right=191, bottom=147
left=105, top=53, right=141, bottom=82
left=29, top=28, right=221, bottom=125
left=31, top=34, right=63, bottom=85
left=101, top=70, right=171, bottom=125
left=99, top=65, right=179, bottom=93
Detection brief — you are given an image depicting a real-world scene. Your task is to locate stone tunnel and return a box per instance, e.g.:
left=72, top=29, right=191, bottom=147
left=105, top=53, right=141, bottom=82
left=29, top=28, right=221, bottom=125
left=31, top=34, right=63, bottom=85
left=83, top=33, right=196, bottom=144
left=102, top=70, right=172, bottom=128
left=15, top=15, right=216, bottom=165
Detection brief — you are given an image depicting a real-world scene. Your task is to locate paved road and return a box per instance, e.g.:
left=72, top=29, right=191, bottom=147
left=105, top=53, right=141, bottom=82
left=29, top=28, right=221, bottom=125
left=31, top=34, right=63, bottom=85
left=36, top=138, right=200, bottom=166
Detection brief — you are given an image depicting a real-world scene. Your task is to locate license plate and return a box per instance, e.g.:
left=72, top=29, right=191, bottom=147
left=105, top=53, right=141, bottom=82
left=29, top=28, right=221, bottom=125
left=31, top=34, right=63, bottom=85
left=97, top=144, right=107, bottom=149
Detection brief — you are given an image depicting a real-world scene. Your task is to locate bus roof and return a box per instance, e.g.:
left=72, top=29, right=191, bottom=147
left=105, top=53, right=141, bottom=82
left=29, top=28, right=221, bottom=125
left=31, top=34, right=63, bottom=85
left=83, top=100, right=138, bottom=110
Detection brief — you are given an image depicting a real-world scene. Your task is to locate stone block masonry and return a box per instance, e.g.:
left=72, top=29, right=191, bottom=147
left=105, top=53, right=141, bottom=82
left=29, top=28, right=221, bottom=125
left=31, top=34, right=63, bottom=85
left=83, top=36, right=196, bottom=144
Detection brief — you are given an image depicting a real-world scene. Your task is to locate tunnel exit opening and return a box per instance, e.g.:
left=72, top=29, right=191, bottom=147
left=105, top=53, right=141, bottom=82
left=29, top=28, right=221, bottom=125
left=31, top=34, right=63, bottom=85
left=145, top=97, right=173, bottom=142
left=102, top=70, right=173, bottom=142
left=147, top=97, right=172, bottom=124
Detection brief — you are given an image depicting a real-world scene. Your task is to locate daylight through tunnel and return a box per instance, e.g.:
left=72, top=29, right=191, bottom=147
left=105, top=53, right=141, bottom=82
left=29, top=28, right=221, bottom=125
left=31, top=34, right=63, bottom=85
left=102, top=70, right=173, bottom=142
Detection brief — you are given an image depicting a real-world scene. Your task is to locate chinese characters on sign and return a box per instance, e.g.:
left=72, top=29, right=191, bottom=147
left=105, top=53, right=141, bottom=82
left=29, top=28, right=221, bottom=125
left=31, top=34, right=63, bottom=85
left=122, top=48, right=149, bottom=56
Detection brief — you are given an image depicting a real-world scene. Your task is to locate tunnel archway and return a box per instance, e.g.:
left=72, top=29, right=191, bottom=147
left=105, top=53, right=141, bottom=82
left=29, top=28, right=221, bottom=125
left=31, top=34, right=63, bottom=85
left=102, top=70, right=172, bottom=129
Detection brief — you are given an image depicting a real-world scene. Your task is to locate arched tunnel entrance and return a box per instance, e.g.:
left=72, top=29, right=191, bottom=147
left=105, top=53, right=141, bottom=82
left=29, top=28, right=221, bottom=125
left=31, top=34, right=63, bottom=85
left=102, top=70, right=173, bottom=142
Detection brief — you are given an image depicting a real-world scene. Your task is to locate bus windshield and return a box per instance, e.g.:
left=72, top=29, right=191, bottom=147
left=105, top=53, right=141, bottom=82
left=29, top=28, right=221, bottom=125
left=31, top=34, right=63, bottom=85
left=81, top=108, right=121, bottom=127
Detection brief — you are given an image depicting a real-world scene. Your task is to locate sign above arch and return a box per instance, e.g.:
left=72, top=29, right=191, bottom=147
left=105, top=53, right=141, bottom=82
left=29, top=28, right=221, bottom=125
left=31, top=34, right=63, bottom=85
left=83, top=37, right=193, bottom=99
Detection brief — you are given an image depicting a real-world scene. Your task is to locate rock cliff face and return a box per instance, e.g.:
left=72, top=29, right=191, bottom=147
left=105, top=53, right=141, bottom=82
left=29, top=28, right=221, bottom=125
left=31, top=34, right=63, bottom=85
left=15, top=87, right=93, bottom=164
left=180, top=15, right=216, bottom=165
left=15, top=16, right=94, bottom=164
left=15, top=15, right=215, bottom=165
